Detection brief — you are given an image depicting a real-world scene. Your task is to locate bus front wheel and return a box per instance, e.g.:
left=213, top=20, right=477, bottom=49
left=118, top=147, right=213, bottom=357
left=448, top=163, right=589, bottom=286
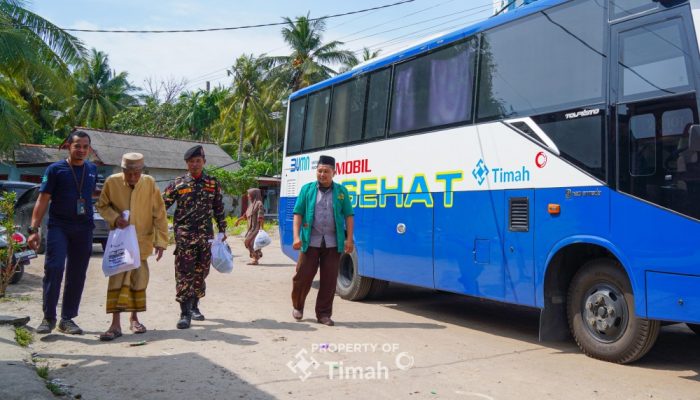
left=336, top=252, right=372, bottom=301
left=567, top=258, right=660, bottom=364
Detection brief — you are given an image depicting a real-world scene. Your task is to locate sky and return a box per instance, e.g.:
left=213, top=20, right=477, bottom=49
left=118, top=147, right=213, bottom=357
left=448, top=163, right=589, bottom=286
left=30, top=0, right=495, bottom=95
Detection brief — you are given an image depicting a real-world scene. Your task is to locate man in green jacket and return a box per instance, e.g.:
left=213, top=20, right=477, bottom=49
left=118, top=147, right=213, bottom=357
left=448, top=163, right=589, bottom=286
left=291, top=155, right=354, bottom=326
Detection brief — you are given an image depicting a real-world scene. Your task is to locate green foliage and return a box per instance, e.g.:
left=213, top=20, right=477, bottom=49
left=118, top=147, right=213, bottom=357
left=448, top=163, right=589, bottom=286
left=205, top=159, right=274, bottom=196
left=110, top=98, right=186, bottom=138
left=14, top=326, right=33, bottom=347
left=74, top=48, right=138, bottom=129
left=0, top=192, right=19, bottom=297
left=46, top=382, right=64, bottom=396
left=0, top=0, right=85, bottom=153
left=36, top=364, right=49, bottom=379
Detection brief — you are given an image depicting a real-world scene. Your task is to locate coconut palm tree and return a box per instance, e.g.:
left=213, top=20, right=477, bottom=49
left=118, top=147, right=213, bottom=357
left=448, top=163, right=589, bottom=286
left=176, top=87, right=225, bottom=141
left=222, top=54, right=271, bottom=161
left=73, top=49, right=138, bottom=129
left=0, top=0, right=85, bottom=151
left=263, top=14, right=357, bottom=93
left=340, top=47, right=381, bottom=73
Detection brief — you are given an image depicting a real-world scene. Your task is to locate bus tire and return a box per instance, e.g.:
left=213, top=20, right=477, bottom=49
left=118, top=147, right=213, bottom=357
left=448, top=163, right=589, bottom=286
left=687, top=324, right=700, bottom=335
left=567, top=258, right=660, bottom=364
left=367, top=279, right=389, bottom=299
left=336, top=252, right=372, bottom=301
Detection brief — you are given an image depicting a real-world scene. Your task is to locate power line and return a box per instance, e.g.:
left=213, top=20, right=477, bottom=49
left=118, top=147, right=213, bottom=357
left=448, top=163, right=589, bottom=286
left=62, top=0, right=416, bottom=33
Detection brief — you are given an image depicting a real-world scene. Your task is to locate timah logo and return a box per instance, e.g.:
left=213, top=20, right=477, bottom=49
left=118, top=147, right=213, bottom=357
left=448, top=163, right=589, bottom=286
left=471, top=159, right=489, bottom=186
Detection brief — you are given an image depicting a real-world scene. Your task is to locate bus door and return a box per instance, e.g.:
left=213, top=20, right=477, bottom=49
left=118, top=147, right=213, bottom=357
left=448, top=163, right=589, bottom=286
left=612, top=6, right=700, bottom=221
left=503, top=190, right=535, bottom=305
left=371, top=195, right=434, bottom=288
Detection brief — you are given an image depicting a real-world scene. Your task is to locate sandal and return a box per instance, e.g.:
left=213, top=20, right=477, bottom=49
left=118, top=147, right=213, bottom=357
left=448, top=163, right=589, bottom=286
left=130, top=321, right=147, bottom=334
left=99, top=329, right=122, bottom=341
left=246, top=260, right=259, bottom=265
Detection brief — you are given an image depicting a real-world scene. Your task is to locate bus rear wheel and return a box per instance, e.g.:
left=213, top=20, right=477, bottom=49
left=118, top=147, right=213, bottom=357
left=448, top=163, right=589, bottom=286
left=336, top=252, right=372, bottom=301
left=567, top=258, right=660, bottom=364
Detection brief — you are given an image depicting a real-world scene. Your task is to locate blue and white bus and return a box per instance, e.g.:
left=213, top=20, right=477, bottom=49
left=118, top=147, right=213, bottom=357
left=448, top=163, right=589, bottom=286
left=279, top=0, right=700, bottom=363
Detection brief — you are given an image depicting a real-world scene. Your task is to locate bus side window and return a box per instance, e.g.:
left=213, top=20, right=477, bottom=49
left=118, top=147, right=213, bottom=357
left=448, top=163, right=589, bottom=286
left=364, top=68, right=391, bottom=140
left=286, top=97, right=306, bottom=155
left=303, top=89, right=331, bottom=152
left=329, top=76, right=367, bottom=146
left=629, top=113, right=656, bottom=176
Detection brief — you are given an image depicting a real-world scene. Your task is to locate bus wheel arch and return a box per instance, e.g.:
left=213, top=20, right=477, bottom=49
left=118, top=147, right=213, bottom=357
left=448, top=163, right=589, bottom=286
left=336, top=250, right=373, bottom=301
left=540, top=243, right=615, bottom=341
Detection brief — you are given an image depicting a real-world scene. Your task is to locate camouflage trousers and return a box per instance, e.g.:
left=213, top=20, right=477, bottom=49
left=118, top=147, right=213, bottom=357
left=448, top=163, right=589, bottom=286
left=174, top=240, right=211, bottom=303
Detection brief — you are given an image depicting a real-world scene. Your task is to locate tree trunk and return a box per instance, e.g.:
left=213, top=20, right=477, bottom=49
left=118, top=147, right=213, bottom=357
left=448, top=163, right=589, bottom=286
left=237, top=97, right=249, bottom=161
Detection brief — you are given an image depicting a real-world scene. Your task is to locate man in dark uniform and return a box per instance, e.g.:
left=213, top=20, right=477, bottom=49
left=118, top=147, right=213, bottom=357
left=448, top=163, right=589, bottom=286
left=27, top=130, right=98, bottom=335
left=163, top=145, right=227, bottom=329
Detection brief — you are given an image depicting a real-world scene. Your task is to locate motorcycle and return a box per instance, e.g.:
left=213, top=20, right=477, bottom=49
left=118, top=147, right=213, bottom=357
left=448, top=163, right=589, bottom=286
left=0, top=227, right=37, bottom=284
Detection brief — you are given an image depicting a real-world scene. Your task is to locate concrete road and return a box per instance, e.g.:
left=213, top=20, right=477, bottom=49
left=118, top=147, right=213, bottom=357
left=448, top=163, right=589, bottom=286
left=1, top=234, right=699, bottom=399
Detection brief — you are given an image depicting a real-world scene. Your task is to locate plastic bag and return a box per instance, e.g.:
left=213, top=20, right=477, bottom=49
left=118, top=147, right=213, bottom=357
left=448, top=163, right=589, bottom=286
left=102, top=211, right=140, bottom=277
left=210, top=232, right=233, bottom=273
left=253, top=229, right=272, bottom=250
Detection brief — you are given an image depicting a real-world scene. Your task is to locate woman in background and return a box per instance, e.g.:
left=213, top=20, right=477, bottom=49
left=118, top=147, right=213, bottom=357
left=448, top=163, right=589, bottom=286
left=236, top=188, right=265, bottom=265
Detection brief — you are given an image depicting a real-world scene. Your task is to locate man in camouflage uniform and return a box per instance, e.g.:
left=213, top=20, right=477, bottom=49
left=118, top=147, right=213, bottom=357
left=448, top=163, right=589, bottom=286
left=163, top=145, right=227, bottom=329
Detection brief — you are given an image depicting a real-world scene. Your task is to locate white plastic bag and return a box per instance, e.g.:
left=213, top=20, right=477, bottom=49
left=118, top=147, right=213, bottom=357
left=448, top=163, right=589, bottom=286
left=102, top=211, right=141, bottom=277
left=253, top=229, right=271, bottom=250
left=210, top=232, right=233, bottom=273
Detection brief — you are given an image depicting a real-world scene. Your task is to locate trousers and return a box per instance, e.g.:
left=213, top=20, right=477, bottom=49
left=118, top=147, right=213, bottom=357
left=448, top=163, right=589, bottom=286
left=291, top=245, right=340, bottom=319
left=42, top=223, right=93, bottom=320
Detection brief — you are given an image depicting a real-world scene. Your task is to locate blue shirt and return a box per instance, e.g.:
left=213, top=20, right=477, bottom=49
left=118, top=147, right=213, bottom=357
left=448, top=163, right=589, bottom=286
left=40, top=160, right=97, bottom=226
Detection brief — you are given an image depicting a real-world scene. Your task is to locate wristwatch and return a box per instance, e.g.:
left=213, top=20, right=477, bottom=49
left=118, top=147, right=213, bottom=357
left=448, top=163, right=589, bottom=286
left=27, top=226, right=40, bottom=235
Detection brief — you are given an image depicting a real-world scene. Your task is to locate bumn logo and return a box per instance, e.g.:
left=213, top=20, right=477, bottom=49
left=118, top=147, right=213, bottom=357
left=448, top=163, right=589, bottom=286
left=471, top=159, right=489, bottom=186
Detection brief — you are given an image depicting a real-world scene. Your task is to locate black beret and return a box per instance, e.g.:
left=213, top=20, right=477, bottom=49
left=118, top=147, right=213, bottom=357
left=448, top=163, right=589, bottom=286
left=184, top=145, right=205, bottom=160
left=318, top=155, right=335, bottom=167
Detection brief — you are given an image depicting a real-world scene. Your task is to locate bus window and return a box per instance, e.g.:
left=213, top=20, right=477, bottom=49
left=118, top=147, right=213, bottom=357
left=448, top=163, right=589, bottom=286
left=629, top=113, right=656, bottom=176
left=286, top=97, right=306, bottom=155
left=329, top=75, right=367, bottom=146
left=389, top=40, right=475, bottom=136
left=303, top=89, right=331, bottom=151
left=531, top=109, right=606, bottom=180
left=610, top=0, right=659, bottom=21
left=619, top=19, right=692, bottom=100
left=477, top=0, right=605, bottom=121
left=364, top=68, right=391, bottom=140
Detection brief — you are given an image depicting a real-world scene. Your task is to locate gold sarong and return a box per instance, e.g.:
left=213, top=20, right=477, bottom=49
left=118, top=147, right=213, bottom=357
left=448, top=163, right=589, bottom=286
left=106, top=259, right=149, bottom=313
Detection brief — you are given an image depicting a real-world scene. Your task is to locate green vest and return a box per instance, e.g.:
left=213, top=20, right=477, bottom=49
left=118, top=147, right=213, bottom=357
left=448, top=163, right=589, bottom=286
left=293, top=181, right=354, bottom=253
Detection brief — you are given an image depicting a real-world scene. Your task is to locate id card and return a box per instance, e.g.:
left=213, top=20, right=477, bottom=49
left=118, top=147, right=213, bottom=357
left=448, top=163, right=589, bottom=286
left=76, top=198, right=86, bottom=215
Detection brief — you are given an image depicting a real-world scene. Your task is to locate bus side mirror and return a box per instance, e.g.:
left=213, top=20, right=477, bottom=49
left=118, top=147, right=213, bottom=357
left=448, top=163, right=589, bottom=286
left=689, top=124, right=700, bottom=151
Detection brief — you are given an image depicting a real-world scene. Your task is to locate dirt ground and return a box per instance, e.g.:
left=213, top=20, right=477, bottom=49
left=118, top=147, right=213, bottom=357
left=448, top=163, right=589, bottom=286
left=1, top=232, right=699, bottom=400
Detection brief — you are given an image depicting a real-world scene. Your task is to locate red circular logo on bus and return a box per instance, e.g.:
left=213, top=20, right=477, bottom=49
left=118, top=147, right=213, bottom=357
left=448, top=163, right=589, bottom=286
left=535, top=151, right=547, bottom=168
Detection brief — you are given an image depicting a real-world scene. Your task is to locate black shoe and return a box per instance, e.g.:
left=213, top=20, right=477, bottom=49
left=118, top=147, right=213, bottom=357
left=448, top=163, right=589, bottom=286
left=176, top=300, right=192, bottom=329
left=36, top=318, right=56, bottom=334
left=57, top=319, right=83, bottom=335
left=191, top=298, right=205, bottom=321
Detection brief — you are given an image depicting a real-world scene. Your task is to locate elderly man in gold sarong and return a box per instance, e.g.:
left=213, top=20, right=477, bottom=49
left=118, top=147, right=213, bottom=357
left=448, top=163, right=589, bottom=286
left=96, top=152, right=168, bottom=341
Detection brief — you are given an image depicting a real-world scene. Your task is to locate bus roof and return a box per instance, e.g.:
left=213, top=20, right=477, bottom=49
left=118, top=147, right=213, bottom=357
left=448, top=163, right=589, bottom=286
left=290, top=0, right=568, bottom=100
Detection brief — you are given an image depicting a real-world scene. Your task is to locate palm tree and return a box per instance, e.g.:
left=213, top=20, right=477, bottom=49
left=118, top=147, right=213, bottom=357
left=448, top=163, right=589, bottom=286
left=263, top=14, right=357, bottom=93
left=340, top=47, right=381, bottom=73
left=176, top=88, right=225, bottom=141
left=223, top=54, right=270, bottom=161
left=73, top=49, right=137, bottom=129
left=0, top=0, right=85, bottom=151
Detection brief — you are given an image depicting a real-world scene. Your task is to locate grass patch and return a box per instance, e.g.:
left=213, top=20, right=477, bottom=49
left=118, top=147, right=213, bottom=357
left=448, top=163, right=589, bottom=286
left=36, top=364, right=49, bottom=380
left=0, top=294, right=32, bottom=303
left=14, top=326, right=33, bottom=347
left=46, top=381, right=64, bottom=396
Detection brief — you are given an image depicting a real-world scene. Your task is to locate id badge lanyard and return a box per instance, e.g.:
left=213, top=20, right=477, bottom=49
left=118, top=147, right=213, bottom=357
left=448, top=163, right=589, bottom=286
left=67, top=160, right=87, bottom=215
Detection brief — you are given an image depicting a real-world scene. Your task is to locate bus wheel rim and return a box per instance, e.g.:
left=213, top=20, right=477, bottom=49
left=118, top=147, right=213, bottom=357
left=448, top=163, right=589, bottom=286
left=581, top=283, right=629, bottom=343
